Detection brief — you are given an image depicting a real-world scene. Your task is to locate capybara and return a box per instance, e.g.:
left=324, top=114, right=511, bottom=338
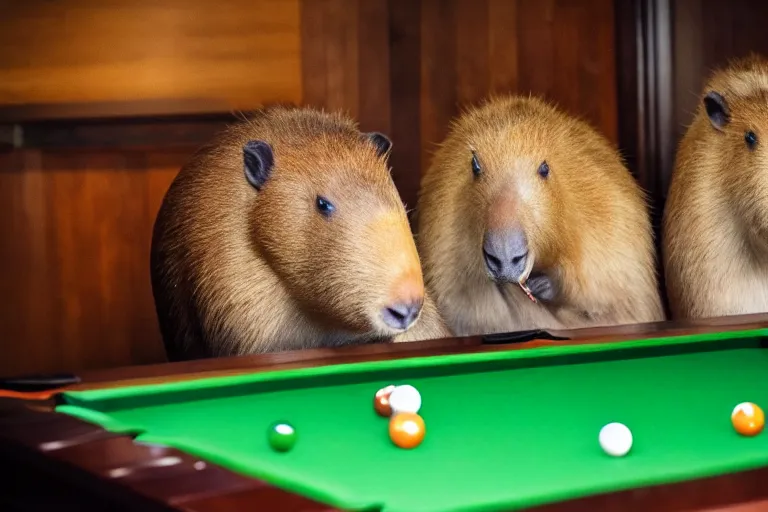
left=150, top=105, right=449, bottom=361
left=663, top=54, right=768, bottom=319
left=416, top=95, right=665, bottom=336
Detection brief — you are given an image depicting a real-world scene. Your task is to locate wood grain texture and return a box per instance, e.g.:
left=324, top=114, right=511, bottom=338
left=0, top=0, right=302, bottom=110
left=387, top=0, right=422, bottom=216
left=614, top=0, right=675, bottom=318
left=300, top=0, right=391, bottom=132
left=0, top=150, right=185, bottom=375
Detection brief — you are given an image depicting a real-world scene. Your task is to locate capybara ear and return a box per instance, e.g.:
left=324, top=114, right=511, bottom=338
left=704, top=91, right=730, bottom=131
left=243, top=140, right=275, bottom=190
left=365, top=132, right=393, bottom=159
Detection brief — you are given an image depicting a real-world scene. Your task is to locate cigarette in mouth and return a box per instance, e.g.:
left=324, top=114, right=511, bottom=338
left=518, top=255, right=537, bottom=303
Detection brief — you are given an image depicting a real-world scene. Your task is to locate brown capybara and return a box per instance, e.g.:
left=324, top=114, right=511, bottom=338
left=416, top=95, right=665, bottom=336
left=663, top=54, right=768, bottom=319
left=150, top=105, right=449, bottom=361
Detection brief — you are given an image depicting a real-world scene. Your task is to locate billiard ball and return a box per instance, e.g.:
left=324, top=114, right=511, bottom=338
left=374, top=384, right=397, bottom=417
left=599, top=422, right=633, bottom=457
left=268, top=421, right=297, bottom=452
left=389, top=412, right=425, bottom=449
left=388, top=384, right=422, bottom=415
left=732, top=402, right=765, bottom=436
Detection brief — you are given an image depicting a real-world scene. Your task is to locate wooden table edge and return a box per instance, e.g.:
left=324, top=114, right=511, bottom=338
left=62, top=313, right=768, bottom=390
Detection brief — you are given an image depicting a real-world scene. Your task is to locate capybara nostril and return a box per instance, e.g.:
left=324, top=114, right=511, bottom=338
left=482, top=228, right=529, bottom=282
left=381, top=301, right=423, bottom=330
left=482, top=248, right=503, bottom=276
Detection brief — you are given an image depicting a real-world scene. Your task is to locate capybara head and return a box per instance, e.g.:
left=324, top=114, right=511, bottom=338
left=417, top=95, right=662, bottom=334
left=419, top=96, right=584, bottom=289
left=696, top=54, right=768, bottom=238
left=240, top=107, right=425, bottom=337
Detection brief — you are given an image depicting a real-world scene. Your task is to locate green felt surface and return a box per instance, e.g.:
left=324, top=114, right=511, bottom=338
left=57, top=330, right=768, bottom=512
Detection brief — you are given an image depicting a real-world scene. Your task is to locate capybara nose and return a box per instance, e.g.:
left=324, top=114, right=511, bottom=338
left=483, top=228, right=529, bottom=282
left=381, top=301, right=422, bottom=330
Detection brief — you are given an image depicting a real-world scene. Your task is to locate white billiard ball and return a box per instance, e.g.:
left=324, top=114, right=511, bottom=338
left=599, top=422, right=633, bottom=457
left=388, top=385, right=421, bottom=415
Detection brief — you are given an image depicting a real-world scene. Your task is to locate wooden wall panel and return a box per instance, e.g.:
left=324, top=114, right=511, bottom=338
left=386, top=0, right=422, bottom=216
left=0, top=151, right=183, bottom=375
left=300, top=0, right=391, bottom=133
left=0, top=0, right=301, bottom=110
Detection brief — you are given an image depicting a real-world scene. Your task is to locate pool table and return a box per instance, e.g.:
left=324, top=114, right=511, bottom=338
left=4, top=315, right=768, bottom=512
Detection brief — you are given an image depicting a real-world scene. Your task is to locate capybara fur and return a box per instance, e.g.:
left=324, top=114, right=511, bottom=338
left=416, top=95, right=665, bottom=336
left=150, top=105, right=449, bottom=361
left=663, top=54, right=768, bottom=319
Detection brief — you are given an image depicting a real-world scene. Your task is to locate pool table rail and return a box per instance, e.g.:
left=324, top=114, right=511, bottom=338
left=71, top=312, right=768, bottom=393
left=0, top=395, right=335, bottom=511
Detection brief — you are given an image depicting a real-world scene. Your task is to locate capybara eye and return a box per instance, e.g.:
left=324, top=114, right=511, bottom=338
left=315, top=196, right=336, bottom=217
left=745, top=130, right=758, bottom=150
left=471, top=152, right=482, bottom=177
left=538, top=161, right=550, bottom=179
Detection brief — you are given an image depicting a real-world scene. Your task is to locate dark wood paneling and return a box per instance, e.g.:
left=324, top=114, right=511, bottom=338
left=0, top=125, right=18, bottom=149
left=0, top=99, right=235, bottom=124
left=15, top=116, right=234, bottom=151
left=615, top=0, right=675, bottom=317
left=387, top=0, right=423, bottom=216
left=0, top=150, right=184, bottom=375
left=300, top=0, right=391, bottom=133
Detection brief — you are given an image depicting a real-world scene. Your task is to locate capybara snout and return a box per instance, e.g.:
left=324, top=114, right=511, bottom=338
left=381, top=301, right=423, bottom=331
left=364, top=218, right=426, bottom=334
left=482, top=227, right=529, bottom=283
left=381, top=270, right=425, bottom=331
